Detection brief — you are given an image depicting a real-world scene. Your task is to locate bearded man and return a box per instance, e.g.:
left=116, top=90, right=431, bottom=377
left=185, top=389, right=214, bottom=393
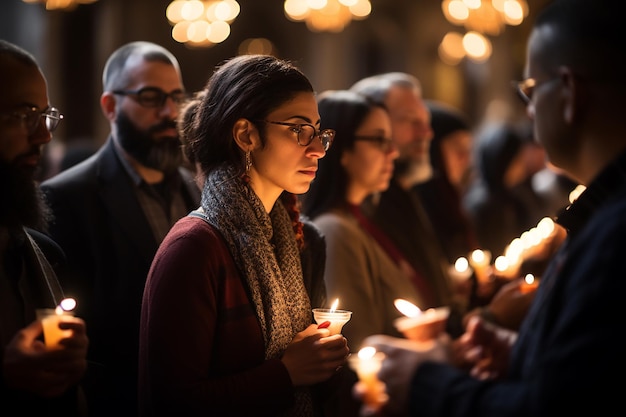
left=1, top=39, right=88, bottom=416
left=40, top=41, right=200, bottom=417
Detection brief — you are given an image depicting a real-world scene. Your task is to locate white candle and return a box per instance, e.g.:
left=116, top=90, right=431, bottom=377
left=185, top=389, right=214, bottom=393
left=392, top=299, right=449, bottom=342
left=36, top=297, right=77, bottom=349
left=348, top=346, right=386, bottom=408
left=312, top=298, right=352, bottom=335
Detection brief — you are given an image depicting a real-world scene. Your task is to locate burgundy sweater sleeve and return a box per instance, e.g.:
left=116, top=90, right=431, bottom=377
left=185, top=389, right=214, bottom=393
left=139, top=217, right=295, bottom=416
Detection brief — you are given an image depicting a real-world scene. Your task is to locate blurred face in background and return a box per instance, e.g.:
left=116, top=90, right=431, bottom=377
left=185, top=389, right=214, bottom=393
left=440, top=130, right=473, bottom=188
left=384, top=86, right=433, bottom=186
left=342, top=106, right=397, bottom=204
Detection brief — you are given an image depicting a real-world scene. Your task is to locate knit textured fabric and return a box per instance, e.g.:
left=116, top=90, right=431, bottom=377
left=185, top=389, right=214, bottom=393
left=200, top=164, right=313, bottom=416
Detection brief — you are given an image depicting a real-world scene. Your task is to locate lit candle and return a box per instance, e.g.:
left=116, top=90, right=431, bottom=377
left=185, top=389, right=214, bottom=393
left=348, top=346, right=386, bottom=408
left=469, top=249, right=492, bottom=284
left=447, top=256, right=473, bottom=283
left=519, top=274, right=539, bottom=294
left=392, top=299, right=449, bottom=342
left=312, top=298, right=352, bottom=335
left=36, top=298, right=77, bottom=349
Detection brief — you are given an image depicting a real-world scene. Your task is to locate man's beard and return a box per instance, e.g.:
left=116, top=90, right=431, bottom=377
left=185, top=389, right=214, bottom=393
left=115, top=112, right=183, bottom=175
left=0, top=159, right=51, bottom=232
left=395, top=154, right=433, bottom=188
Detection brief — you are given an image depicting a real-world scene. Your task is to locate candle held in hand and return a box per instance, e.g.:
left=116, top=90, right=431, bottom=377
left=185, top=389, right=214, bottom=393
left=348, top=346, right=386, bottom=408
left=36, top=298, right=77, bottom=349
left=312, top=298, right=352, bottom=335
left=393, top=298, right=450, bottom=342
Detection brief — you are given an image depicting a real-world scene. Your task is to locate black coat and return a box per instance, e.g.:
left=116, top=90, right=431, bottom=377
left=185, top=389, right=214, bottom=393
left=40, top=138, right=201, bottom=416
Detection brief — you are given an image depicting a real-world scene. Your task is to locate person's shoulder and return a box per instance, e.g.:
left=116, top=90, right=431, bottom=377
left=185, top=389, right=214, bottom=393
left=41, top=151, right=99, bottom=189
left=25, top=228, right=66, bottom=270
left=300, top=215, right=324, bottom=239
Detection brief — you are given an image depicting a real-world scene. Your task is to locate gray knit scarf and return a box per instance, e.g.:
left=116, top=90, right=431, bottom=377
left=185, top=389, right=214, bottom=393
left=200, top=164, right=314, bottom=416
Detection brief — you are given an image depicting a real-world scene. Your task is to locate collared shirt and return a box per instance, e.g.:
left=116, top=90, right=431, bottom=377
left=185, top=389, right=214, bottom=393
left=114, top=144, right=190, bottom=242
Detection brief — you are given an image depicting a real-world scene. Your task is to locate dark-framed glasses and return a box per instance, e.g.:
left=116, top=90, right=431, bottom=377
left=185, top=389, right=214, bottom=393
left=0, top=106, right=64, bottom=134
left=256, top=120, right=335, bottom=151
left=354, top=135, right=395, bottom=153
left=112, top=87, right=186, bottom=108
left=513, top=78, right=537, bottom=104
left=513, top=77, right=560, bottom=105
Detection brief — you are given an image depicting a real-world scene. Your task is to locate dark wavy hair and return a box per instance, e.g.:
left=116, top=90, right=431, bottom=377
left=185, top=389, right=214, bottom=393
left=301, top=90, right=385, bottom=220
left=190, top=54, right=314, bottom=248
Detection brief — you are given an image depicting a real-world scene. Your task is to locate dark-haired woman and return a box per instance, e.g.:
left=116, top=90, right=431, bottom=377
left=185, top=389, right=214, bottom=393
left=138, top=55, right=349, bottom=417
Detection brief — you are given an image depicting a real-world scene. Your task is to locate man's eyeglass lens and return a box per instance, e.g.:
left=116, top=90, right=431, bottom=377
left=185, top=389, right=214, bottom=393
left=6, top=107, right=64, bottom=134
left=514, top=78, right=536, bottom=104
left=113, top=87, right=186, bottom=108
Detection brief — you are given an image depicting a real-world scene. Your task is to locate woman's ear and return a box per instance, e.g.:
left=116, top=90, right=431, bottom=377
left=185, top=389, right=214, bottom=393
left=233, top=118, right=260, bottom=152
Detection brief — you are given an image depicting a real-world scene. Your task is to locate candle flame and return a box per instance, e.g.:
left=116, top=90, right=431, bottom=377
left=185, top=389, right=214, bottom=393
left=454, top=256, right=469, bottom=272
left=524, top=274, right=535, bottom=285
left=330, top=298, right=339, bottom=312
left=471, top=249, right=485, bottom=263
left=358, top=346, right=377, bottom=360
left=59, top=297, right=77, bottom=312
left=494, top=255, right=509, bottom=272
left=394, top=298, right=421, bottom=318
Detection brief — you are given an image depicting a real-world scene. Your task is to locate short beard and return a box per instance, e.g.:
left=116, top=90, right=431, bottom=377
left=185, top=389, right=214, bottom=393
left=395, top=154, right=433, bottom=188
left=115, top=111, right=183, bottom=175
left=0, top=160, right=52, bottom=232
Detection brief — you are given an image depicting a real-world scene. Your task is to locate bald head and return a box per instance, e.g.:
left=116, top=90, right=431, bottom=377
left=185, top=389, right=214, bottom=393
left=102, top=41, right=182, bottom=92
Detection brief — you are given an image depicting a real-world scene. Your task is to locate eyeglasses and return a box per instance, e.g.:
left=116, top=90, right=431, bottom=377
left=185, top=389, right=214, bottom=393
left=354, top=135, right=395, bottom=153
left=255, top=120, right=335, bottom=151
left=513, top=77, right=559, bottom=105
left=0, top=106, right=64, bottom=134
left=112, top=87, right=186, bottom=108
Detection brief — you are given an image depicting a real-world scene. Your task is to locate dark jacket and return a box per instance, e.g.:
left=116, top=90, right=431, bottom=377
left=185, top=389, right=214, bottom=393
left=407, top=150, right=626, bottom=416
left=0, top=228, right=85, bottom=416
left=40, top=138, right=201, bottom=416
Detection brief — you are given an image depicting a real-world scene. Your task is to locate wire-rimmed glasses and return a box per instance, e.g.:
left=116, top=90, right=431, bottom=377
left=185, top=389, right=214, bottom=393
left=0, top=106, right=64, bottom=134
left=112, top=87, right=187, bottom=108
left=256, top=120, right=335, bottom=151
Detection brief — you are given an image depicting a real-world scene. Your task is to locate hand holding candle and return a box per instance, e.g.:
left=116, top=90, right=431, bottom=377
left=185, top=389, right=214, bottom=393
left=312, top=298, right=352, bottom=335
left=349, top=346, right=386, bottom=409
left=469, top=249, right=492, bottom=284
left=519, top=274, right=539, bottom=294
left=393, top=299, right=449, bottom=342
left=36, top=298, right=77, bottom=349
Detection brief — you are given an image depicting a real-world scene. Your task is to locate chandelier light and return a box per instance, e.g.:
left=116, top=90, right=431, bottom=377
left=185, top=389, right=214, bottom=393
left=166, top=0, right=240, bottom=47
left=22, top=0, right=97, bottom=10
left=439, top=0, right=528, bottom=63
left=284, top=0, right=372, bottom=33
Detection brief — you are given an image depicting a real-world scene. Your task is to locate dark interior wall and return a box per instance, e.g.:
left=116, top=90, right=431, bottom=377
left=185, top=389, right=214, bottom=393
left=1, top=0, right=553, bottom=150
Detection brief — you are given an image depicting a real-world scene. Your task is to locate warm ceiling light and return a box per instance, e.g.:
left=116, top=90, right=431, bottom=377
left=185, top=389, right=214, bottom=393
left=284, top=0, right=371, bottom=33
left=167, top=0, right=239, bottom=47
left=22, top=0, right=97, bottom=11
left=440, top=0, right=527, bottom=63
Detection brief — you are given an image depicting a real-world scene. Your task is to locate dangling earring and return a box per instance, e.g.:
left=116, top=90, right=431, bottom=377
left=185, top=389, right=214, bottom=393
left=245, top=150, right=252, bottom=173
left=242, top=150, right=252, bottom=183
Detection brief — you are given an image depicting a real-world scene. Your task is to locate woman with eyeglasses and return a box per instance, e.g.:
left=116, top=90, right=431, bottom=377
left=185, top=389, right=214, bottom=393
left=301, top=90, right=435, bottom=417
left=138, top=55, right=349, bottom=417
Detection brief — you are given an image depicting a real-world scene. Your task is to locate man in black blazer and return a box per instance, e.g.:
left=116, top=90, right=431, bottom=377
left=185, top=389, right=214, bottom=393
left=40, top=41, right=201, bottom=416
